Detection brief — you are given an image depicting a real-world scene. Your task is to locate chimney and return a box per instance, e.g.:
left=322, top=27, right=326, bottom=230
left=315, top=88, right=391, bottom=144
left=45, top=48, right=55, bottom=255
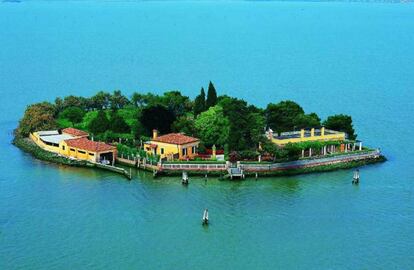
left=153, top=129, right=158, bottom=139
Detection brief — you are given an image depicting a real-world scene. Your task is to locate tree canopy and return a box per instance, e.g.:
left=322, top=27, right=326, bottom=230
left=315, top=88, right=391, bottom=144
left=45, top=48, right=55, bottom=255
left=139, top=104, right=176, bottom=135
left=17, top=102, right=57, bottom=137
left=110, top=112, right=131, bottom=133
left=195, top=105, right=230, bottom=147
left=60, top=107, right=85, bottom=126
left=88, top=110, right=110, bottom=134
left=323, top=114, right=356, bottom=140
left=265, top=101, right=305, bottom=133
left=219, top=97, right=265, bottom=151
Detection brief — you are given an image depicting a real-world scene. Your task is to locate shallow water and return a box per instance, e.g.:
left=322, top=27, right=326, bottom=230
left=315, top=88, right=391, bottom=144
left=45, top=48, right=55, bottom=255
left=1, top=1, right=414, bottom=269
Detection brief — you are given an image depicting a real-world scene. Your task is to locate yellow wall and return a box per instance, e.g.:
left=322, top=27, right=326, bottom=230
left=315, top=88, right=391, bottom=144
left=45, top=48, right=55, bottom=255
left=271, top=128, right=346, bottom=146
left=144, top=141, right=199, bottom=160
left=30, top=132, right=108, bottom=163
left=59, top=141, right=97, bottom=162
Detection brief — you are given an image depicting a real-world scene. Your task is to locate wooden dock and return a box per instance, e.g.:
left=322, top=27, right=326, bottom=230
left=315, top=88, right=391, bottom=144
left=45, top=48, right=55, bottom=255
left=228, top=167, right=245, bottom=179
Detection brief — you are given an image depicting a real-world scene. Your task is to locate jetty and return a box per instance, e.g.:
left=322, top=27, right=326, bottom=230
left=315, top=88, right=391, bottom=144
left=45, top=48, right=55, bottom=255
left=227, top=166, right=245, bottom=179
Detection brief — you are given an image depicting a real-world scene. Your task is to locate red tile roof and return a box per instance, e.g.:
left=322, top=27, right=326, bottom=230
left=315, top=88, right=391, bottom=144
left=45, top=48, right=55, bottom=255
left=153, top=133, right=199, bottom=145
left=62, top=128, right=89, bottom=137
left=64, top=138, right=115, bottom=152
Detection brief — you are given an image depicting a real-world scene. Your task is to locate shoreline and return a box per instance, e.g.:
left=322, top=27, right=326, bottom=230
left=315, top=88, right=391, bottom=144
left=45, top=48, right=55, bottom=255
left=14, top=135, right=386, bottom=179
left=13, top=136, right=132, bottom=179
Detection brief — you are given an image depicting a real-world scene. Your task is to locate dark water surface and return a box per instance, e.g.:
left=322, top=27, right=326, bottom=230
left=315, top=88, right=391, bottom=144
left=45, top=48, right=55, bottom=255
left=1, top=1, right=413, bottom=269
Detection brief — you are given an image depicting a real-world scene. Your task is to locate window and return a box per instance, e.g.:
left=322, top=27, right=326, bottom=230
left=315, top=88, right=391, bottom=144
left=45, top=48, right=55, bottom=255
left=70, top=148, right=75, bottom=152
left=78, top=150, right=86, bottom=154
left=62, top=146, right=65, bottom=150
left=182, top=148, right=187, bottom=156
left=161, top=148, right=164, bottom=154
left=89, top=153, right=94, bottom=156
left=192, top=146, right=196, bottom=154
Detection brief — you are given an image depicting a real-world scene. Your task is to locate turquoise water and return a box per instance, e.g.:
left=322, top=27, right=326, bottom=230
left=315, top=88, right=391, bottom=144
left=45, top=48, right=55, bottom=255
left=1, top=1, right=414, bottom=269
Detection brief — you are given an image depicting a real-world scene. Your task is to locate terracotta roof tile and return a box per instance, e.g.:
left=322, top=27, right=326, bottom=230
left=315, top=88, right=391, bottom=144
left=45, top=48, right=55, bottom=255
left=153, top=133, right=199, bottom=145
left=65, top=138, right=115, bottom=152
left=62, top=128, right=89, bottom=137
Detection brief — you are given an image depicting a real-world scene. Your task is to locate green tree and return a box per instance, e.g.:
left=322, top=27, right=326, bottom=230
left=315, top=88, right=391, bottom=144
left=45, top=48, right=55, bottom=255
left=110, top=112, right=131, bottom=133
left=162, top=91, right=192, bottom=117
left=90, top=91, right=111, bottom=110
left=139, top=104, right=176, bottom=135
left=172, top=116, right=197, bottom=136
left=88, top=110, right=110, bottom=134
left=218, top=97, right=264, bottom=151
left=265, top=101, right=305, bottom=133
left=193, top=87, right=206, bottom=116
left=60, top=107, right=85, bottom=126
left=17, top=102, right=57, bottom=137
left=110, top=90, right=129, bottom=110
left=323, top=114, right=357, bottom=140
left=54, top=97, right=64, bottom=114
left=206, top=81, right=217, bottom=109
left=131, top=92, right=145, bottom=107
left=194, top=105, right=230, bottom=147
left=293, top=112, right=321, bottom=129
left=62, top=95, right=86, bottom=110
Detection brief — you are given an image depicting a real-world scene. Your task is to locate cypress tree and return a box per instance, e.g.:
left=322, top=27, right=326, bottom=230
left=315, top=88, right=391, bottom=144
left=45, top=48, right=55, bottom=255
left=206, top=81, right=217, bottom=108
left=193, top=87, right=206, bottom=117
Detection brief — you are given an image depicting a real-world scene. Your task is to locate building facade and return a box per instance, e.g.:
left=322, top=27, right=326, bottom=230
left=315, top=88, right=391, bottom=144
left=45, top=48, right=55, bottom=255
left=266, top=127, right=346, bottom=146
left=144, top=129, right=200, bottom=161
left=30, top=128, right=116, bottom=164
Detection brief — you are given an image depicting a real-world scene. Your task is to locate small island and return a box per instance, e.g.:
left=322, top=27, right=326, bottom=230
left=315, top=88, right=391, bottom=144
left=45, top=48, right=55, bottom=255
left=13, top=82, right=385, bottom=179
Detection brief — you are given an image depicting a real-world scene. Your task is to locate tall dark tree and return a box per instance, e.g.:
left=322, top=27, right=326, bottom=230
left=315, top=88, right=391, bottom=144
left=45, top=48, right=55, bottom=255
left=323, top=114, right=356, bottom=140
left=88, top=110, right=110, bottom=134
left=206, top=81, right=217, bottom=109
left=139, top=104, right=176, bottom=135
left=265, top=101, right=305, bottom=133
left=193, top=87, right=206, bottom=117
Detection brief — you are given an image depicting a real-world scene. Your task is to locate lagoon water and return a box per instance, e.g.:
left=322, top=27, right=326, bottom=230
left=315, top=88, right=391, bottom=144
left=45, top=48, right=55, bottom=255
left=1, top=1, right=414, bottom=269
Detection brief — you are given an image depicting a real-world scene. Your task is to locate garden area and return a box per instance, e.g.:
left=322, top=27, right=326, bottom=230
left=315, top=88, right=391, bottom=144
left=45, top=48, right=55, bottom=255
left=15, top=81, right=359, bottom=164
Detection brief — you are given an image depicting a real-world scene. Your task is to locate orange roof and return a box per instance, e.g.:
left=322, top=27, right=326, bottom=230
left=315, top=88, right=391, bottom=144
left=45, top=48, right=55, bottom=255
left=153, top=133, right=199, bottom=145
left=62, top=128, right=89, bottom=137
left=64, top=138, right=115, bottom=152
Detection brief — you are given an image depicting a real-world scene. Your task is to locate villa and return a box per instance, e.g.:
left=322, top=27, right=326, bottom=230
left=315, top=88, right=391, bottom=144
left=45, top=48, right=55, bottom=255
left=30, top=128, right=116, bottom=164
left=266, top=127, right=346, bottom=146
left=144, top=129, right=200, bottom=161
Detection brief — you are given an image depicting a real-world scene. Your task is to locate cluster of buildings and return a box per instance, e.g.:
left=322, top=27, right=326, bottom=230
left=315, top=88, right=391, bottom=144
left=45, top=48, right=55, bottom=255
left=30, top=128, right=117, bottom=165
left=30, top=125, right=360, bottom=164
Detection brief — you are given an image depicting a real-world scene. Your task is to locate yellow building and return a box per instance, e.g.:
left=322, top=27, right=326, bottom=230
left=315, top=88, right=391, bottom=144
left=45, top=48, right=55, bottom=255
left=144, top=129, right=200, bottom=161
left=30, top=128, right=116, bottom=164
left=266, top=127, right=346, bottom=146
